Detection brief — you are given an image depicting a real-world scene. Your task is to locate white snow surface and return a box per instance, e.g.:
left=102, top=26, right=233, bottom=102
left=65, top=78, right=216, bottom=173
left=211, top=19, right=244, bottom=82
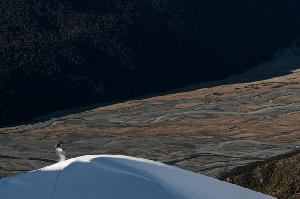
left=0, top=155, right=275, bottom=199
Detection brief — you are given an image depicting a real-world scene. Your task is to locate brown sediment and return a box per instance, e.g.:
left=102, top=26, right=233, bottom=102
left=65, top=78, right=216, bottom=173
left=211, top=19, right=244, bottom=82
left=167, top=145, right=192, bottom=151
left=265, top=131, right=300, bottom=142
left=14, top=132, right=69, bottom=140
left=60, top=136, right=99, bottom=143
left=233, top=92, right=272, bottom=100
left=13, top=115, right=260, bottom=140
left=233, top=98, right=300, bottom=111
left=15, top=112, right=300, bottom=143
left=147, top=102, right=165, bottom=105
left=36, top=124, right=98, bottom=133
left=90, top=100, right=145, bottom=111
left=224, top=113, right=300, bottom=142
left=13, top=124, right=104, bottom=140
left=99, top=115, right=261, bottom=136
left=173, top=102, right=206, bottom=108
left=190, top=135, right=214, bottom=139
left=142, top=68, right=300, bottom=102
left=0, top=125, right=25, bottom=132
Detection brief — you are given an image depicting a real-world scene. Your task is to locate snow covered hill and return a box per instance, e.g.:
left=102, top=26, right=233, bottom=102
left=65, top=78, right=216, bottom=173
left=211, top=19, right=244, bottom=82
left=0, top=155, right=275, bottom=199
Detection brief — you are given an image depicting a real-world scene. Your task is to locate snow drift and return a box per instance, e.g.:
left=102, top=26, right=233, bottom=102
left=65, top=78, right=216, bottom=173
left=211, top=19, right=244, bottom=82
left=0, top=155, right=275, bottom=199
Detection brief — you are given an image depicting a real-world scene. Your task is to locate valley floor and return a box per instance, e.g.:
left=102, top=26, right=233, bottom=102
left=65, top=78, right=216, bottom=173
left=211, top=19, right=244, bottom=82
left=1, top=42, right=300, bottom=179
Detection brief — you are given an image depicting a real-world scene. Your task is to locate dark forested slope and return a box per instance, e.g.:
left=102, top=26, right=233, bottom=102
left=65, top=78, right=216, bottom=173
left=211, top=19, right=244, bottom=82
left=1, top=0, right=300, bottom=126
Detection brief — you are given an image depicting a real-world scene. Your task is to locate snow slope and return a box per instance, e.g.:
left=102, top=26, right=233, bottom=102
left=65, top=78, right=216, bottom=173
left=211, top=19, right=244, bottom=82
left=0, top=155, right=275, bottom=199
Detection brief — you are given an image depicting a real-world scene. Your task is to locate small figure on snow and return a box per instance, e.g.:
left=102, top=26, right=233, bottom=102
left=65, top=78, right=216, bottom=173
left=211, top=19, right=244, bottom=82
left=55, top=141, right=66, bottom=151
left=55, top=141, right=63, bottom=148
left=55, top=141, right=66, bottom=162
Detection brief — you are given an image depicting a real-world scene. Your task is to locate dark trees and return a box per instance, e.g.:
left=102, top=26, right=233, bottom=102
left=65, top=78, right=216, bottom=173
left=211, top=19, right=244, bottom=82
left=1, top=0, right=300, bottom=126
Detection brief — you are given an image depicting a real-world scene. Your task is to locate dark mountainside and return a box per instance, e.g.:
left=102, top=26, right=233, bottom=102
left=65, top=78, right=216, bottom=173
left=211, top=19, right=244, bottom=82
left=1, top=0, right=300, bottom=126
left=219, top=151, right=300, bottom=199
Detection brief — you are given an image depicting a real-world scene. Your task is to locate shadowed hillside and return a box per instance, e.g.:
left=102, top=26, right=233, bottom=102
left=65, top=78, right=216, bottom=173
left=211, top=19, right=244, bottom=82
left=219, top=151, right=300, bottom=199
left=1, top=0, right=300, bottom=126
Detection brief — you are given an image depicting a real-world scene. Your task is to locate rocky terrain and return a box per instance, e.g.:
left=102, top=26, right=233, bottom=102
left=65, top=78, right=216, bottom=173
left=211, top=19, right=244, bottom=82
left=221, top=151, right=300, bottom=199
left=1, top=42, right=299, bottom=180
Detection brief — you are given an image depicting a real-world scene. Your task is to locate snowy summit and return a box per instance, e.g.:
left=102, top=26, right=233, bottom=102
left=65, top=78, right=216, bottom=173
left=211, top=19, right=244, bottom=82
left=0, top=155, right=275, bottom=199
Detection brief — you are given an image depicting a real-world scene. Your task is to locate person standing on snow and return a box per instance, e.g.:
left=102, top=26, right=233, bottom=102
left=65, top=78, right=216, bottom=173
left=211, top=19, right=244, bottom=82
left=55, top=141, right=63, bottom=148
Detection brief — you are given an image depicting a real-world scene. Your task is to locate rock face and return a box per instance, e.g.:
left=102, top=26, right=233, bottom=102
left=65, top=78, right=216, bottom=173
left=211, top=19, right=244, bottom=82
left=1, top=0, right=300, bottom=126
left=0, top=42, right=300, bottom=179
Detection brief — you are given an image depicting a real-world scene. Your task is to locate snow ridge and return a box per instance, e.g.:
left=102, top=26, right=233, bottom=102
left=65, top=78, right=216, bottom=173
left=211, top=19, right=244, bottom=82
left=0, top=155, right=275, bottom=199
